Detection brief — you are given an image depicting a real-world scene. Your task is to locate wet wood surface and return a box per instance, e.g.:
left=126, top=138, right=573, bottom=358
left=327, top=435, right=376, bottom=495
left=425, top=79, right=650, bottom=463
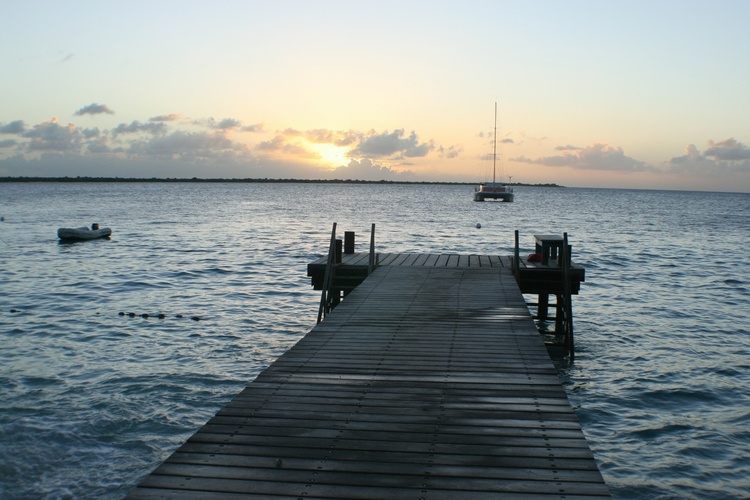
left=129, top=264, right=608, bottom=499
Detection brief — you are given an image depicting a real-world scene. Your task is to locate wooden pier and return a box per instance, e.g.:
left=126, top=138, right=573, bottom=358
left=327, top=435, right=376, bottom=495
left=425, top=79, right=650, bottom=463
left=308, top=229, right=585, bottom=359
left=129, top=231, right=606, bottom=498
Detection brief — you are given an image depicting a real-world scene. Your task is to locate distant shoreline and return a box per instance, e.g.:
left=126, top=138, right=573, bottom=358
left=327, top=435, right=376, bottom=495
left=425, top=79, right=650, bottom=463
left=0, top=176, right=563, bottom=188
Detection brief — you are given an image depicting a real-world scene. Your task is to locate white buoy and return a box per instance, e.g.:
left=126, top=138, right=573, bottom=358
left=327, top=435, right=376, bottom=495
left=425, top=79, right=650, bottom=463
left=476, top=223, right=482, bottom=229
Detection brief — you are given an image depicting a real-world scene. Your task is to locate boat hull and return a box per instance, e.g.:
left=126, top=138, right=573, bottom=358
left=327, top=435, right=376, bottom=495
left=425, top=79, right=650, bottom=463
left=474, top=191, right=514, bottom=202
left=473, top=184, right=514, bottom=202
left=57, top=227, right=112, bottom=241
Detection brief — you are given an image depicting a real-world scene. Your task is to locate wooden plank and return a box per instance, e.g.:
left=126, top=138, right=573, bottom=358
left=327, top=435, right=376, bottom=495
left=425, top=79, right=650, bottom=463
left=163, top=452, right=607, bottom=480
left=375, top=252, right=398, bottom=265
left=423, top=254, right=440, bottom=267
left=342, top=253, right=371, bottom=266
left=389, top=253, right=412, bottom=266
left=412, top=253, right=430, bottom=266
left=399, top=253, right=421, bottom=266
left=130, top=263, right=607, bottom=498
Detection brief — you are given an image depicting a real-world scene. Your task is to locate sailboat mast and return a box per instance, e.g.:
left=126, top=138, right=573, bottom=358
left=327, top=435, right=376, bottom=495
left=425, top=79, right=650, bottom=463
left=492, top=102, right=497, bottom=183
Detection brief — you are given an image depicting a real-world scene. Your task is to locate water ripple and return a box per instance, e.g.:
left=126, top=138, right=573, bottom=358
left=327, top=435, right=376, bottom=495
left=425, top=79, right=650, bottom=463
left=1, top=183, right=749, bottom=499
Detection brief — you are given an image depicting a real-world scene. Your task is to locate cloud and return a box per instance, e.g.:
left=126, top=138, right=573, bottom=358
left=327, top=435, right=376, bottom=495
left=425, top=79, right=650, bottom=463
left=1, top=116, right=441, bottom=178
left=127, top=130, right=250, bottom=161
left=191, top=117, right=262, bottom=132
left=0, top=120, right=26, bottom=134
left=241, top=123, right=263, bottom=132
left=215, top=118, right=242, bottom=130
left=704, top=138, right=750, bottom=161
left=82, top=127, right=101, bottom=139
left=514, top=143, right=653, bottom=172
left=0, top=151, right=324, bottom=180
left=149, top=114, right=183, bottom=122
left=85, top=137, right=113, bottom=154
left=281, top=128, right=303, bottom=137
left=402, top=140, right=434, bottom=158
left=74, top=103, right=115, bottom=116
left=256, top=134, right=312, bottom=157
left=257, top=135, right=285, bottom=151
left=22, top=118, right=82, bottom=152
left=350, top=129, right=434, bottom=158
left=669, top=139, right=750, bottom=174
left=2, top=115, right=258, bottom=167
left=2, top=115, right=408, bottom=180
left=329, top=158, right=414, bottom=181
left=668, top=144, right=713, bottom=174
left=479, top=131, right=516, bottom=145
left=305, top=128, right=361, bottom=147
left=193, top=117, right=244, bottom=130
left=438, top=145, right=463, bottom=159
left=112, top=120, right=168, bottom=137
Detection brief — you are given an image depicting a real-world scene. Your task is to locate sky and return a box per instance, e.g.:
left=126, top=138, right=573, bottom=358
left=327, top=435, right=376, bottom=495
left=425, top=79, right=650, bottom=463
left=1, top=0, right=749, bottom=192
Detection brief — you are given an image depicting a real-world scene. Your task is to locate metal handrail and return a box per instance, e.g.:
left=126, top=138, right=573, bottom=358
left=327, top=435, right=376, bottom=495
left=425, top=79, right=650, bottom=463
left=368, top=223, right=376, bottom=274
left=317, top=222, right=337, bottom=323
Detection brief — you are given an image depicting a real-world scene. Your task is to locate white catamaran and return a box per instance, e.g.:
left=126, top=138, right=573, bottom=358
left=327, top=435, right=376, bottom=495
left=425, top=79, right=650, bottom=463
left=473, top=103, right=514, bottom=202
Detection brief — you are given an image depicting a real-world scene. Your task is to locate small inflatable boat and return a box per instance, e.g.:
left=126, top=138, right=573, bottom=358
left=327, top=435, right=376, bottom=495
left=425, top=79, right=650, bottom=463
left=57, top=223, right=112, bottom=241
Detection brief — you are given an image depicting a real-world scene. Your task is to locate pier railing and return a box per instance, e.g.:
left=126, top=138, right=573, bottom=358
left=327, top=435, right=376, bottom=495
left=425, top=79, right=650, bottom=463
left=317, top=223, right=377, bottom=323
left=316, top=222, right=338, bottom=323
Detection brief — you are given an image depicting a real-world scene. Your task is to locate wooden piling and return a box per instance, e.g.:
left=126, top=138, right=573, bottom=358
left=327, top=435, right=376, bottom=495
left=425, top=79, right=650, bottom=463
left=344, top=231, right=355, bottom=254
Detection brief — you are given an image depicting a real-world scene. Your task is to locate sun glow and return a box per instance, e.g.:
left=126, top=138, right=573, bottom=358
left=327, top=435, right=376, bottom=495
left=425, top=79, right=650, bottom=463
left=311, top=143, right=350, bottom=168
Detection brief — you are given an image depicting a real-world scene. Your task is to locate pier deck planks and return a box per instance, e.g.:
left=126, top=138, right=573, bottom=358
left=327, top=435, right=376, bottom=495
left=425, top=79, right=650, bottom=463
left=130, top=258, right=608, bottom=499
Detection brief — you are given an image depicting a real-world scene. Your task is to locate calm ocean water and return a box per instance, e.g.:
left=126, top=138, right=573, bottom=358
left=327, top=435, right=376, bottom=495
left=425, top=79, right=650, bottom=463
left=1, top=182, right=749, bottom=499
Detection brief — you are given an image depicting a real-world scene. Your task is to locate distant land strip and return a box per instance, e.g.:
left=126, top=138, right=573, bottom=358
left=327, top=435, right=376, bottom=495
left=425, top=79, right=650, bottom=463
left=0, top=176, right=563, bottom=188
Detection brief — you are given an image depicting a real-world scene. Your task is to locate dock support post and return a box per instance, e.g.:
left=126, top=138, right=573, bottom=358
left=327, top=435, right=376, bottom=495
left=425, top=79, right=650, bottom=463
left=344, top=231, right=355, bottom=254
left=538, top=294, right=549, bottom=320
left=368, top=224, right=376, bottom=274
left=335, top=238, right=342, bottom=263
left=513, top=230, right=520, bottom=278
left=561, top=233, right=575, bottom=360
